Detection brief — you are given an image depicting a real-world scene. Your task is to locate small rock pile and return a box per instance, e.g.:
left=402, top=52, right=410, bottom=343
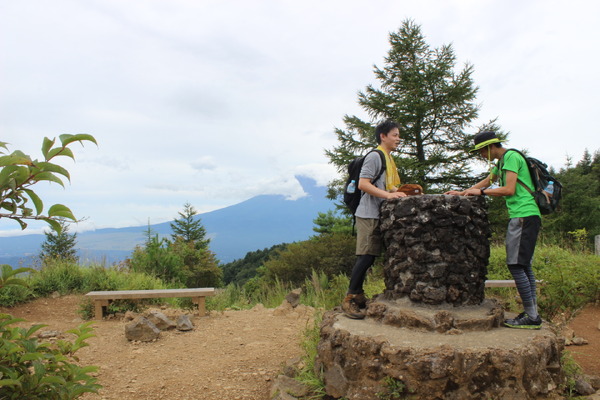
left=125, top=310, right=195, bottom=342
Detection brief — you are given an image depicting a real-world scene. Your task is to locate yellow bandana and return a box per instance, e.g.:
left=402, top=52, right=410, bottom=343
left=376, top=145, right=401, bottom=191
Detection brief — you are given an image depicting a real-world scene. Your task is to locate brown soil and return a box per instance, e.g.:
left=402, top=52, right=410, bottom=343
left=0, top=295, right=314, bottom=400
left=565, top=303, right=600, bottom=376
left=2, top=296, right=599, bottom=400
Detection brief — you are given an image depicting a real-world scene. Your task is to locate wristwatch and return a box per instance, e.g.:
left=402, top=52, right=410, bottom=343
left=480, top=188, right=486, bottom=196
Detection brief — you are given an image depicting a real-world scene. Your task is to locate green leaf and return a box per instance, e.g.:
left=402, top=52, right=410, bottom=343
left=59, top=133, right=98, bottom=147
left=0, top=379, right=21, bottom=387
left=0, top=165, right=20, bottom=187
left=42, top=218, right=62, bottom=233
left=47, top=146, right=74, bottom=160
left=31, top=171, right=64, bottom=187
left=20, top=352, right=43, bottom=362
left=2, top=278, right=29, bottom=288
left=40, top=375, right=67, bottom=385
left=0, top=314, right=25, bottom=325
left=13, top=165, right=31, bottom=186
left=23, top=189, right=43, bottom=215
left=78, top=365, right=99, bottom=374
left=41, top=137, right=55, bottom=159
left=47, top=204, right=76, bottom=220
left=2, top=266, right=33, bottom=278
left=33, top=162, right=70, bottom=180
left=16, top=218, right=27, bottom=230
left=74, top=333, right=95, bottom=345
left=0, top=154, right=32, bottom=167
left=32, top=360, right=46, bottom=378
left=0, top=201, right=16, bottom=213
left=25, top=324, right=48, bottom=338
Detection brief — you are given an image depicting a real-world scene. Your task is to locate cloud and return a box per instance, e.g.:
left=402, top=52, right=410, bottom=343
left=190, top=156, right=217, bottom=172
left=1, top=0, right=598, bottom=233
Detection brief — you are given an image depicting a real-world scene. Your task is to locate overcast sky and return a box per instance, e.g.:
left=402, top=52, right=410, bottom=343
left=1, top=0, right=599, bottom=236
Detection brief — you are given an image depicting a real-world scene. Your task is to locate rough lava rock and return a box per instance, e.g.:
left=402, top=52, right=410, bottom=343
left=380, top=195, right=490, bottom=306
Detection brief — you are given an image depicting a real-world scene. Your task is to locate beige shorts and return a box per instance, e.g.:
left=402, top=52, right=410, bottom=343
left=355, top=217, right=382, bottom=256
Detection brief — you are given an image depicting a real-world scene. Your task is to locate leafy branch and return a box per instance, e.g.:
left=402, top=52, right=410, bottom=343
left=0, top=134, right=97, bottom=232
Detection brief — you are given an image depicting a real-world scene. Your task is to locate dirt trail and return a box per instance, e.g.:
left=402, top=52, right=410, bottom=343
left=1, top=296, right=599, bottom=400
left=0, top=295, right=314, bottom=400
left=566, top=303, right=600, bottom=377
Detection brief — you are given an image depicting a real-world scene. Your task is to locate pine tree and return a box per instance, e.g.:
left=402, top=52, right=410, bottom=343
left=39, top=219, right=78, bottom=262
left=544, top=149, right=600, bottom=242
left=326, top=19, right=481, bottom=197
left=170, top=203, right=209, bottom=249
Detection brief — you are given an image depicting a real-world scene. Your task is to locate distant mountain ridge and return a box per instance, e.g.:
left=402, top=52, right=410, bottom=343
left=0, top=176, right=336, bottom=267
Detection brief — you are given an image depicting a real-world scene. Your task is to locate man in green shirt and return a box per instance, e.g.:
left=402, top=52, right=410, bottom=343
left=446, top=131, right=542, bottom=329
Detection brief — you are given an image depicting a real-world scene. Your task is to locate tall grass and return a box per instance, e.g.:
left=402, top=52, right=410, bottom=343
left=485, top=244, right=600, bottom=320
left=31, top=259, right=86, bottom=296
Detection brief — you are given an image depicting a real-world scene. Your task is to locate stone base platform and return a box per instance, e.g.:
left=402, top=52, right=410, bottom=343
left=366, top=296, right=504, bottom=333
left=316, top=309, right=565, bottom=400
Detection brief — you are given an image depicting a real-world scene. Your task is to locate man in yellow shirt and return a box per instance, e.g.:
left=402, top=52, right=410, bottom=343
left=342, top=120, right=407, bottom=319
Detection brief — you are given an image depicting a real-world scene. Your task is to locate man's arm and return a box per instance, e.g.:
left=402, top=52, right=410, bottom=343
left=451, top=172, right=517, bottom=197
left=445, top=175, right=493, bottom=196
left=358, top=178, right=406, bottom=199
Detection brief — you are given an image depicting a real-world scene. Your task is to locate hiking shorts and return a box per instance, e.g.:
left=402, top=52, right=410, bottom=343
left=506, top=216, right=541, bottom=266
left=355, top=217, right=382, bottom=256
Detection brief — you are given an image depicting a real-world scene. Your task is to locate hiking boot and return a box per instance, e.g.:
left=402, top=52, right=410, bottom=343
left=353, top=293, right=369, bottom=309
left=504, top=313, right=542, bottom=330
left=342, top=294, right=365, bottom=319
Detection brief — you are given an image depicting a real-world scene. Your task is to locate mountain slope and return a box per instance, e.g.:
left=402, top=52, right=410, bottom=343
left=0, top=176, right=336, bottom=266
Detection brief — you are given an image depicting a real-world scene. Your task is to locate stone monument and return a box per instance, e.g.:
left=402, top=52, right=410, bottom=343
left=316, top=195, right=564, bottom=399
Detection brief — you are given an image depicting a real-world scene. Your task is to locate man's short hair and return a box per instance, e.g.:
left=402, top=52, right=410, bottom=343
left=374, top=120, right=399, bottom=144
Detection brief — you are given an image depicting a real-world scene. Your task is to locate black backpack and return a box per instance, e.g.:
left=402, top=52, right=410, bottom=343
left=343, top=149, right=386, bottom=215
left=501, top=149, right=562, bottom=215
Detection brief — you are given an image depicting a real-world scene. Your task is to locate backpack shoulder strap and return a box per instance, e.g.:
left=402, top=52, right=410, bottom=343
left=373, top=149, right=386, bottom=183
left=502, top=148, right=534, bottom=194
left=360, top=149, right=386, bottom=183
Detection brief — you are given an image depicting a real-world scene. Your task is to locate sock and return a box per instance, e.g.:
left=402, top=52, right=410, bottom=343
left=523, top=301, right=538, bottom=319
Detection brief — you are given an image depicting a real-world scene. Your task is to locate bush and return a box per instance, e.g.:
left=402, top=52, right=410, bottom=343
left=534, top=246, right=600, bottom=320
left=263, top=233, right=355, bottom=285
left=206, top=284, right=249, bottom=312
left=30, top=260, right=85, bottom=296
left=0, top=265, right=34, bottom=307
left=0, top=285, right=32, bottom=308
left=81, top=266, right=167, bottom=293
left=78, top=267, right=172, bottom=319
left=0, top=314, right=100, bottom=399
left=486, top=244, right=600, bottom=321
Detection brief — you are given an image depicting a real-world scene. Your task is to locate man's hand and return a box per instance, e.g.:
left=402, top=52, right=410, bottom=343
left=387, top=191, right=407, bottom=199
left=444, top=190, right=464, bottom=196
left=463, top=188, right=481, bottom=196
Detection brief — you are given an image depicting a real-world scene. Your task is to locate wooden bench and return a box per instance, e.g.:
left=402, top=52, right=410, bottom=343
left=85, top=288, right=216, bottom=320
left=485, top=280, right=543, bottom=288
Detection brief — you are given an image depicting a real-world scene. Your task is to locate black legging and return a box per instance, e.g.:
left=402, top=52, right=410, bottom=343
left=508, top=263, right=537, bottom=305
left=348, top=255, right=376, bottom=294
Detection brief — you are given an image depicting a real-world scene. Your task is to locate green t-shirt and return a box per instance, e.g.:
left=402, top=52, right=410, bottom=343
left=491, top=150, right=541, bottom=218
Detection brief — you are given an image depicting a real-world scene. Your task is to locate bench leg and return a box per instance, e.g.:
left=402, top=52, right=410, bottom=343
left=192, top=297, right=206, bottom=316
left=94, top=300, right=109, bottom=320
